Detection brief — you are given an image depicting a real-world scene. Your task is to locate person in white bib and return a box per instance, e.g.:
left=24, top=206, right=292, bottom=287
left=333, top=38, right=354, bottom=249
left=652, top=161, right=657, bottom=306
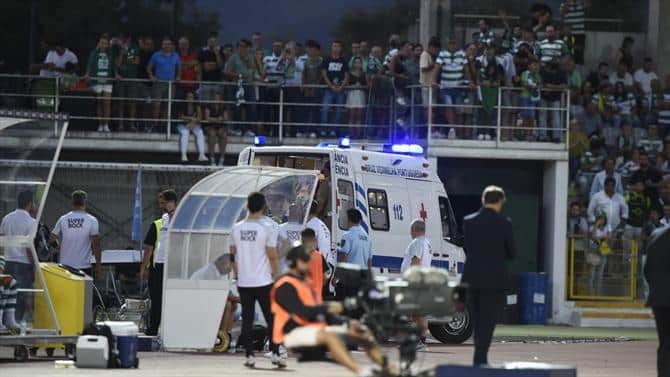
left=50, top=190, right=101, bottom=278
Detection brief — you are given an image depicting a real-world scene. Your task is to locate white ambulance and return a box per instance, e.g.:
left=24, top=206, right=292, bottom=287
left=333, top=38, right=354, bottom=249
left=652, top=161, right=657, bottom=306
left=237, top=140, right=472, bottom=344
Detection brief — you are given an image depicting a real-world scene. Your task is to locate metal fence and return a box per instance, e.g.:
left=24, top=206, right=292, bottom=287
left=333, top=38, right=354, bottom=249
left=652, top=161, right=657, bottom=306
left=0, top=73, right=570, bottom=150
left=567, top=235, right=639, bottom=301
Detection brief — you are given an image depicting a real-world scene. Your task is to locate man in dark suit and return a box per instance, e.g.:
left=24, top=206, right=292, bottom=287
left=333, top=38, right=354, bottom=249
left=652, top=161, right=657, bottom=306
left=644, top=226, right=670, bottom=377
left=462, top=185, right=516, bottom=366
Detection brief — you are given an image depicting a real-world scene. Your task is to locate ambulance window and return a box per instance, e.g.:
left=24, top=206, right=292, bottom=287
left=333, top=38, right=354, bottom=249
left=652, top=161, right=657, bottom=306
left=438, top=196, right=454, bottom=239
left=337, top=180, right=354, bottom=230
left=367, top=189, right=390, bottom=231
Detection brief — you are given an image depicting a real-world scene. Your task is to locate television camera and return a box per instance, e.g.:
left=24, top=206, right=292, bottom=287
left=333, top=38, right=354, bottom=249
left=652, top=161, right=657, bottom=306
left=335, top=263, right=466, bottom=376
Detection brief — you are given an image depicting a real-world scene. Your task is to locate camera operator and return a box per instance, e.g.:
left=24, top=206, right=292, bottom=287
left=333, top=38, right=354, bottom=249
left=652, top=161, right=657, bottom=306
left=462, top=185, right=516, bottom=366
left=271, top=246, right=395, bottom=377
left=336, top=209, right=372, bottom=298
left=400, top=219, right=432, bottom=351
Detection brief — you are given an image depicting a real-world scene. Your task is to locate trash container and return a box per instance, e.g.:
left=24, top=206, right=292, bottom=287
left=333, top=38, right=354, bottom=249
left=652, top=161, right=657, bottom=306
left=519, top=272, right=548, bottom=325
left=99, top=321, right=139, bottom=368
left=500, top=274, right=520, bottom=324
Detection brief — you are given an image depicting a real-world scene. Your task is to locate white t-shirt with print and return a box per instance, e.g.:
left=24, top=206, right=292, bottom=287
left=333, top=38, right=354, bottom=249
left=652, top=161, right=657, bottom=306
left=40, top=49, right=79, bottom=77
left=231, top=217, right=279, bottom=287
left=401, top=236, right=433, bottom=272
left=278, top=222, right=304, bottom=272
left=52, top=210, right=99, bottom=269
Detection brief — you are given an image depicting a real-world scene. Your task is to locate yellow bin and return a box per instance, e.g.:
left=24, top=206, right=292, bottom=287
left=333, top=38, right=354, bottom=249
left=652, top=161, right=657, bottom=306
left=34, top=263, right=93, bottom=337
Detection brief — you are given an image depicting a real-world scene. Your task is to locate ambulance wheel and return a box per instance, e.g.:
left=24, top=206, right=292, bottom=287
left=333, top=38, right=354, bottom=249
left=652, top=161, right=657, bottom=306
left=46, top=347, right=55, bottom=357
left=428, top=310, right=473, bottom=344
left=14, top=346, right=29, bottom=362
left=65, top=344, right=76, bottom=360
left=214, top=330, right=231, bottom=353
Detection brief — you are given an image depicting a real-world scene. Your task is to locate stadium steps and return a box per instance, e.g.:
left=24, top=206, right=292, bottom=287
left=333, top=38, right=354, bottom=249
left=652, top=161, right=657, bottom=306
left=570, top=301, right=654, bottom=328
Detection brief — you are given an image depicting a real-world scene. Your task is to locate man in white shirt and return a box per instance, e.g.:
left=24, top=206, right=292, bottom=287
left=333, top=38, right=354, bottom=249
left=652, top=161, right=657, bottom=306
left=634, top=58, right=659, bottom=98
left=589, top=156, right=624, bottom=198
left=400, top=219, right=433, bottom=351
left=610, top=61, right=634, bottom=90
left=419, top=37, right=440, bottom=106
left=305, top=201, right=333, bottom=266
left=278, top=204, right=304, bottom=273
left=50, top=190, right=101, bottom=277
left=31, top=43, right=80, bottom=78
left=587, top=177, right=629, bottom=230
left=230, top=192, right=283, bottom=368
left=0, top=191, right=37, bottom=324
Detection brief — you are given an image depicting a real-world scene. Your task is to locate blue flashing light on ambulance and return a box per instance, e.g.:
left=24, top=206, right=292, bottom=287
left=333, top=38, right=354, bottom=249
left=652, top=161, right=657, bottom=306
left=236, top=142, right=473, bottom=344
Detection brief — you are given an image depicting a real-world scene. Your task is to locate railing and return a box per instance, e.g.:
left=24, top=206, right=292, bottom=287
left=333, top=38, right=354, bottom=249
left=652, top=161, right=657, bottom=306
left=0, top=73, right=570, bottom=153
left=567, top=235, right=639, bottom=301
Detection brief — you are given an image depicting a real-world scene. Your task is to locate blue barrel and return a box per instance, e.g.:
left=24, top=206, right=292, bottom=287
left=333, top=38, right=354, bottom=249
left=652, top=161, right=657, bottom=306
left=519, top=272, right=548, bottom=324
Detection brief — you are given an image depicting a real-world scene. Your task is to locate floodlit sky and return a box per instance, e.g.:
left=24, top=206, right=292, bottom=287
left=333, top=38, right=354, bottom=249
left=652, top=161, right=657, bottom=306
left=196, top=0, right=390, bottom=44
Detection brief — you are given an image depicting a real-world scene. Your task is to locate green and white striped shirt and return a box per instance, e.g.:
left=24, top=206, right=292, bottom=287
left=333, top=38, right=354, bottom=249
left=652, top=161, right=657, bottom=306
left=562, top=1, right=586, bottom=35
left=538, top=39, right=568, bottom=64
left=655, top=90, right=670, bottom=126
left=435, top=49, right=466, bottom=88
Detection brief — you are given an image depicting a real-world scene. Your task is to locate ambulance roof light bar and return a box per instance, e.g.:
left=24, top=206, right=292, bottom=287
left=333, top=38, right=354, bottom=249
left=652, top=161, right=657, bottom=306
left=384, top=143, right=424, bottom=155
left=254, top=136, right=267, bottom=146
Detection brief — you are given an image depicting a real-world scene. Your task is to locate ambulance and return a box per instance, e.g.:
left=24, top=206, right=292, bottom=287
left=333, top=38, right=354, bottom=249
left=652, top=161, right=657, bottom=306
left=236, top=139, right=472, bottom=344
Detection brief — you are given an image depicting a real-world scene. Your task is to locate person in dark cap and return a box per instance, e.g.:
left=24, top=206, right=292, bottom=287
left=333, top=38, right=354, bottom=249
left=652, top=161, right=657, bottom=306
left=645, top=226, right=670, bottom=377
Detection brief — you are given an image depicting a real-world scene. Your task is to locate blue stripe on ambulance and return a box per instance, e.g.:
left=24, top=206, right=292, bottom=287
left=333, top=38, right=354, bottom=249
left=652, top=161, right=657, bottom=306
left=355, top=182, right=366, bottom=198
left=371, top=255, right=464, bottom=273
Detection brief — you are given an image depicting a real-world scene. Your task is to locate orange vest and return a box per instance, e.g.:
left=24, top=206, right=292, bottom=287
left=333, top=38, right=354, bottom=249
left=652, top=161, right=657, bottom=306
left=270, top=274, right=325, bottom=344
left=308, top=250, right=324, bottom=302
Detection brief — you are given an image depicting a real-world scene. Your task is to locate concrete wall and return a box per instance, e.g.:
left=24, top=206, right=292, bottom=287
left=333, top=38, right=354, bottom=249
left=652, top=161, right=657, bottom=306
left=543, top=160, right=570, bottom=324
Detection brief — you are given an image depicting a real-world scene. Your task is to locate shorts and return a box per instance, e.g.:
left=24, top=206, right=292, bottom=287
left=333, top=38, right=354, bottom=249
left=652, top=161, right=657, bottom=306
left=283, top=324, right=348, bottom=349
left=421, top=87, right=435, bottom=106
left=151, top=82, right=171, bottom=100
left=117, top=81, right=140, bottom=100
left=92, top=84, right=113, bottom=94
left=520, top=97, right=537, bottom=119
left=440, top=88, right=464, bottom=113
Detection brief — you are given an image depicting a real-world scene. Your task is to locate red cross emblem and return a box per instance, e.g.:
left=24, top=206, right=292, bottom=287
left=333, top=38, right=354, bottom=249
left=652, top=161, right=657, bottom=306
left=419, top=203, right=427, bottom=221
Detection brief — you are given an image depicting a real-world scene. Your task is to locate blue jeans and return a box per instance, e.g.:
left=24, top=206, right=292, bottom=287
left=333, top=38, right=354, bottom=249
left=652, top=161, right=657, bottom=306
left=539, top=99, right=562, bottom=140
left=321, top=88, right=346, bottom=127
left=5, top=261, right=34, bottom=322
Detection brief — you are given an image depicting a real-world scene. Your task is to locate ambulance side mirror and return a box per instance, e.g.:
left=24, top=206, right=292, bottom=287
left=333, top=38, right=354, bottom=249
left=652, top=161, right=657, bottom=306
left=448, top=234, right=464, bottom=247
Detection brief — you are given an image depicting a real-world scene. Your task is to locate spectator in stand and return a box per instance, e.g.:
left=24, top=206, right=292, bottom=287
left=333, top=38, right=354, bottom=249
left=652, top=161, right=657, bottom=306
left=31, top=40, right=79, bottom=78
left=383, top=34, right=401, bottom=69
left=359, top=41, right=370, bottom=72
left=252, top=48, right=267, bottom=135
left=476, top=44, right=503, bottom=140
left=560, top=24, right=576, bottom=60
left=300, top=40, right=323, bottom=133
left=560, top=0, right=587, bottom=65
left=538, top=24, right=568, bottom=66
left=588, top=176, right=628, bottom=231
left=618, top=147, right=641, bottom=177
left=568, top=201, right=589, bottom=235
left=176, top=36, right=200, bottom=100
left=388, top=41, right=413, bottom=129
left=563, top=55, right=582, bottom=91
left=176, top=91, right=206, bottom=163
left=569, top=118, right=589, bottom=176
left=205, top=92, right=227, bottom=166
left=587, top=62, right=610, bottom=90
left=634, top=58, right=659, bottom=100
left=198, top=32, right=224, bottom=105
left=632, top=150, right=664, bottom=204
left=281, top=41, right=303, bottom=134
left=346, top=57, right=367, bottom=138
left=472, top=19, right=496, bottom=47
left=613, top=36, right=635, bottom=73
left=636, top=97, right=656, bottom=130
left=320, top=40, right=349, bottom=135
left=262, top=40, right=284, bottom=134
left=225, top=39, right=256, bottom=137
left=539, top=60, right=567, bottom=142
left=617, top=122, right=638, bottom=154
left=462, top=43, right=480, bottom=139
left=147, top=36, right=180, bottom=132
left=579, top=102, right=604, bottom=137
left=136, top=37, right=155, bottom=131
left=613, top=82, right=637, bottom=129
left=520, top=57, right=542, bottom=141
left=588, top=211, right=612, bottom=296
left=433, top=35, right=466, bottom=139
left=251, top=32, right=269, bottom=56
left=590, top=156, right=624, bottom=198
left=115, top=34, right=141, bottom=132
left=625, top=175, right=651, bottom=240
left=85, top=34, right=118, bottom=133
left=348, top=42, right=362, bottom=70
left=367, top=45, right=388, bottom=131
left=610, top=61, right=634, bottom=91
left=654, top=75, right=670, bottom=134
left=420, top=37, right=440, bottom=118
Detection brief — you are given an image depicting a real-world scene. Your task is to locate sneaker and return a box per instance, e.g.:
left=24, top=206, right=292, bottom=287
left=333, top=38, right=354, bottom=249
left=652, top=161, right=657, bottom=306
left=103, top=124, right=111, bottom=133
left=477, top=134, right=484, bottom=140
left=181, top=154, right=188, bottom=162
left=243, top=130, right=256, bottom=137
left=244, top=355, right=255, bottom=368
left=97, top=124, right=104, bottom=132
left=416, top=340, right=428, bottom=352
left=396, top=96, right=407, bottom=107
left=271, top=352, right=287, bottom=368
left=396, top=118, right=406, bottom=127
left=217, top=157, right=225, bottom=167
left=197, top=154, right=208, bottom=162
left=484, top=134, right=492, bottom=141
left=264, top=345, right=288, bottom=359
left=209, top=157, right=216, bottom=166
left=358, top=366, right=379, bottom=377
left=295, top=132, right=305, bottom=138
left=328, top=130, right=337, bottom=138
left=308, top=132, right=317, bottom=139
